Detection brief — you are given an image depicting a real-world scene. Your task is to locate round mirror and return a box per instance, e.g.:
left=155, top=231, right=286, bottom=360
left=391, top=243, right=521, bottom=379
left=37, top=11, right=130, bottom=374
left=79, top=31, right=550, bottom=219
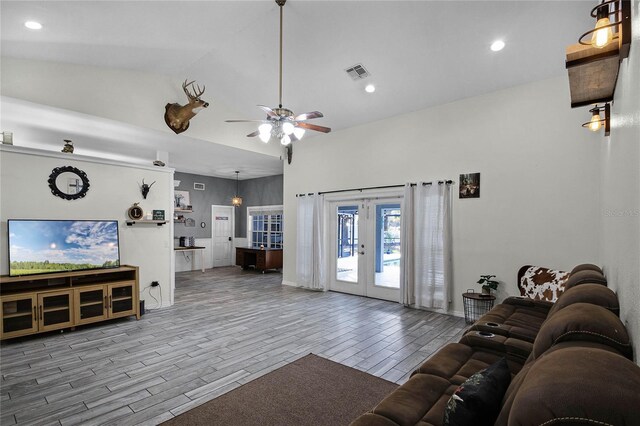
left=48, top=166, right=90, bottom=200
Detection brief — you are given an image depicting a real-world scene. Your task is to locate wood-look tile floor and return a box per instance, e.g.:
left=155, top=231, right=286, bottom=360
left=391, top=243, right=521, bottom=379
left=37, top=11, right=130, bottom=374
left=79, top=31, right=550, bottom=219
left=0, top=267, right=466, bottom=426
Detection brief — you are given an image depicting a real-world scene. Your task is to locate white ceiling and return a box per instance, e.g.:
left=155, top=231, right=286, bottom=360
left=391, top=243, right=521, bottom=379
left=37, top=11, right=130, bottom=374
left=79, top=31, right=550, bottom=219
left=0, top=1, right=593, bottom=177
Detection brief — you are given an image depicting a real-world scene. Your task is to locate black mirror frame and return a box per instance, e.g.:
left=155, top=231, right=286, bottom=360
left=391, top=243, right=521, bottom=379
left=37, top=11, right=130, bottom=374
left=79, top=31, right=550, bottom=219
left=48, top=166, right=90, bottom=200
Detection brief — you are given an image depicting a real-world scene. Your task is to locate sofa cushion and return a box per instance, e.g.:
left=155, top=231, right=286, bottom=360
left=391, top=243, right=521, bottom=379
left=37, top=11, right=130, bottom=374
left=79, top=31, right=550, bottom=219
left=507, top=347, right=640, bottom=426
left=370, top=373, right=453, bottom=426
left=563, top=269, right=607, bottom=290
left=546, top=283, right=619, bottom=317
left=517, top=265, right=569, bottom=302
left=412, top=343, right=522, bottom=385
left=569, top=263, right=603, bottom=274
left=443, top=358, right=511, bottom=426
left=531, top=303, right=632, bottom=360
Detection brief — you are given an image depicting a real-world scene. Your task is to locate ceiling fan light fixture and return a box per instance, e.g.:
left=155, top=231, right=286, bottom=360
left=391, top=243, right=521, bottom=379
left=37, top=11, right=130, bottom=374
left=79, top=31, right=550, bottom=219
left=259, top=123, right=272, bottom=135
left=281, top=135, right=292, bottom=146
left=282, top=122, right=295, bottom=135
left=293, top=127, right=305, bottom=139
left=259, top=132, right=271, bottom=143
left=225, top=0, right=331, bottom=142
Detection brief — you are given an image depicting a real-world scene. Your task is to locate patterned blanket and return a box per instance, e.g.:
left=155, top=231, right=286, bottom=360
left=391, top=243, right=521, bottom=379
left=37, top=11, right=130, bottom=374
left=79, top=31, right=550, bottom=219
left=518, top=266, right=570, bottom=302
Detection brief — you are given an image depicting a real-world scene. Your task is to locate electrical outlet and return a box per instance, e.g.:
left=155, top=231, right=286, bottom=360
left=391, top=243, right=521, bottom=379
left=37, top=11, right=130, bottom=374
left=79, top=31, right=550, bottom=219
left=151, top=281, right=160, bottom=287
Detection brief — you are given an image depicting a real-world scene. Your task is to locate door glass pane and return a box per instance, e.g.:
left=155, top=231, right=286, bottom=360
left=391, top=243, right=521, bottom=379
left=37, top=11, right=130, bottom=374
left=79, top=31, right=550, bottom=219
left=336, top=205, right=359, bottom=283
left=374, top=204, right=401, bottom=288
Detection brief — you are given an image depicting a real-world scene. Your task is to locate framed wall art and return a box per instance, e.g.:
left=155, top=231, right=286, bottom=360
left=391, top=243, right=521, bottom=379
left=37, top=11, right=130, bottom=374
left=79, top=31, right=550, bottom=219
left=459, top=173, right=480, bottom=199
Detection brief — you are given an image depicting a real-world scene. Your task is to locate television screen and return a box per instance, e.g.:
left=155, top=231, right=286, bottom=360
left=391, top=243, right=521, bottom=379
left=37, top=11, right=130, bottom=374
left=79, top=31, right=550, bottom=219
left=8, top=220, right=120, bottom=277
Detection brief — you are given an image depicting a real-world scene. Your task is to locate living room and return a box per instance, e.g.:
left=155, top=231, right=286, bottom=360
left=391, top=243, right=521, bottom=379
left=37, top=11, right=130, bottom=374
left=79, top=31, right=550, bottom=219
left=1, top=0, right=639, bottom=425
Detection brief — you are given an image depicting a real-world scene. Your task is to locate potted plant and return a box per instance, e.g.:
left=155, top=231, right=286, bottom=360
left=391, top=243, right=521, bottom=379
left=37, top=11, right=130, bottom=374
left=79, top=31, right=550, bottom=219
left=477, top=274, right=499, bottom=295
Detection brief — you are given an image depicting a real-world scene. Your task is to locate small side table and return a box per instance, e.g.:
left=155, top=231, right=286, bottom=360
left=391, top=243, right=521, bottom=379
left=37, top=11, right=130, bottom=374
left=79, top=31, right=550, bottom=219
left=462, top=291, right=496, bottom=325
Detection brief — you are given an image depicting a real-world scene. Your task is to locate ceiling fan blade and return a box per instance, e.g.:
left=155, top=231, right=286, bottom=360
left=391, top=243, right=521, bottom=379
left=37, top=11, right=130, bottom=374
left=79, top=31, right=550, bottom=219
left=257, top=105, right=279, bottom=119
left=295, top=111, right=324, bottom=121
left=296, top=122, right=332, bottom=133
left=246, top=130, right=260, bottom=137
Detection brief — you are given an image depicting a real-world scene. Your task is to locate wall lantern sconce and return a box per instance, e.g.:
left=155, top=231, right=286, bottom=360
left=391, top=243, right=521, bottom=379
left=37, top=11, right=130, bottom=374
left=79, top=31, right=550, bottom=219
left=578, top=0, right=631, bottom=58
left=582, top=104, right=610, bottom=136
left=231, top=171, right=243, bottom=207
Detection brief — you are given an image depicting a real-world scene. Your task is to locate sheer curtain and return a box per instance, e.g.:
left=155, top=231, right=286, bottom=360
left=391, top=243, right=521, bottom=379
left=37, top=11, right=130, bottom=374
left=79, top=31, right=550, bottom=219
left=400, top=182, right=452, bottom=311
left=400, top=184, right=415, bottom=305
left=296, top=194, right=326, bottom=290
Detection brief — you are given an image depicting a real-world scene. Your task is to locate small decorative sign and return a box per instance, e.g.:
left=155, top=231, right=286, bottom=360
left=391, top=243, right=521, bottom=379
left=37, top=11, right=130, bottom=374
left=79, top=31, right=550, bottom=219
left=153, top=210, right=165, bottom=220
left=194, top=182, right=205, bottom=191
left=459, top=173, right=480, bottom=199
left=215, top=216, right=229, bottom=221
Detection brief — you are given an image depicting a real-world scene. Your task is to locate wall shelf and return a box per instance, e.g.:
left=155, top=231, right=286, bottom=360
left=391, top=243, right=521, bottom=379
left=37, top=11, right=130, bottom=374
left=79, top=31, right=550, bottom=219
left=565, top=42, right=621, bottom=108
left=565, top=0, right=632, bottom=108
left=125, top=220, right=167, bottom=226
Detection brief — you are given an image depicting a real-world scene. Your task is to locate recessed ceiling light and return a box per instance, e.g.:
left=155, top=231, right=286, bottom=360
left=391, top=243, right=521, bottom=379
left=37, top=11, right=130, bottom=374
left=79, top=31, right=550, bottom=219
left=365, top=84, right=376, bottom=93
left=24, top=21, right=43, bottom=30
left=490, top=40, right=505, bottom=52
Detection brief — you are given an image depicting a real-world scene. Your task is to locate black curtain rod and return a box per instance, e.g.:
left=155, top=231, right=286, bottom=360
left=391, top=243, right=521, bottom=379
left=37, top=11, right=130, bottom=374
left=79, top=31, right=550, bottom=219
left=295, top=180, right=453, bottom=197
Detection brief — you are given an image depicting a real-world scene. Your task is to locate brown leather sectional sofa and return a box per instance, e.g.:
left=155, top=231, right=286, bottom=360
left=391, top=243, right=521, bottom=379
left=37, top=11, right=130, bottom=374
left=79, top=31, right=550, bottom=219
left=351, top=265, right=640, bottom=426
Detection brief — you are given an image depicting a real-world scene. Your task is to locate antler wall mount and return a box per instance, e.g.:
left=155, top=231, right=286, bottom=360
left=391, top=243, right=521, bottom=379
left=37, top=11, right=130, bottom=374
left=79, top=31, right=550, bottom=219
left=164, top=79, right=209, bottom=134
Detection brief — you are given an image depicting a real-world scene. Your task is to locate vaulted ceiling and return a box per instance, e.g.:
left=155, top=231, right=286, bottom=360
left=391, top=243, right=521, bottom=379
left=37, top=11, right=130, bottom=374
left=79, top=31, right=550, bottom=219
left=1, top=1, right=593, bottom=178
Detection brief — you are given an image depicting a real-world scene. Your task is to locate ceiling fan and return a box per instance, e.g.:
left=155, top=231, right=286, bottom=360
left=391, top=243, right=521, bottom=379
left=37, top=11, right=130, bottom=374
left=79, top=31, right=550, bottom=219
left=225, top=0, right=331, bottom=146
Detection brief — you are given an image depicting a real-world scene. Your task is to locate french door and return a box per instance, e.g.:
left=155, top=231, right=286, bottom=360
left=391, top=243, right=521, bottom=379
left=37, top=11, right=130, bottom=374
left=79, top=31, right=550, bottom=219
left=329, top=197, right=402, bottom=302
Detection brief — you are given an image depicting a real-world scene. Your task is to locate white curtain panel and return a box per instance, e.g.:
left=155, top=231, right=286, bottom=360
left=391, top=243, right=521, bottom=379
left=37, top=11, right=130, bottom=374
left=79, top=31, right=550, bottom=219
left=296, top=194, right=326, bottom=291
left=312, top=194, right=326, bottom=290
left=414, top=182, right=453, bottom=311
left=400, top=183, right=415, bottom=306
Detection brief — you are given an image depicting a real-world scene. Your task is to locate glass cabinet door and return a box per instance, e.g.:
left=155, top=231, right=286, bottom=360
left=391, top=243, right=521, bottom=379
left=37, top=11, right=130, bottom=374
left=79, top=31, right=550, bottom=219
left=38, top=291, right=74, bottom=332
left=1, top=295, right=37, bottom=338
left=75, top=286, right=107, bottom=325
left=108, top=282, right=136, bottom=318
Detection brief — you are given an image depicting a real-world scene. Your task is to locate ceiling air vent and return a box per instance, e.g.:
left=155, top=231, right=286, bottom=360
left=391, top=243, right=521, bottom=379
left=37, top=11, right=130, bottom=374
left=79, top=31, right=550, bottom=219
left=345, top=64, right=370, bottom=80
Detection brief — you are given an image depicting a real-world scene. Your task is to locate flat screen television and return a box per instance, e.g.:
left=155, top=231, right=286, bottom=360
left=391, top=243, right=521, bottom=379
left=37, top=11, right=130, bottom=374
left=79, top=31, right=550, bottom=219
left=8, top=219, right=120, bottom=277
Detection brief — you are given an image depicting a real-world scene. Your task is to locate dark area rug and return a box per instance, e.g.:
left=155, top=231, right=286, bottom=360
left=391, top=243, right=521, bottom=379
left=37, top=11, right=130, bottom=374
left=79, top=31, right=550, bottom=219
left=162, top=353, right=398, bottom=426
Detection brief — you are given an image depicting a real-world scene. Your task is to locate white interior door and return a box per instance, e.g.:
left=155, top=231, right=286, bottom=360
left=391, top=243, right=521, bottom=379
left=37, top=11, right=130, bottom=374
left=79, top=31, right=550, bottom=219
left=329, top=197, right=402, bottom=302
left=211, top=205, right=234, bottom=267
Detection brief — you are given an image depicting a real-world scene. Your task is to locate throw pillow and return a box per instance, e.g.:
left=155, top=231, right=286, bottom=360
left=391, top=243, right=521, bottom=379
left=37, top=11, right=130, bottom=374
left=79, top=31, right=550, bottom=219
left=443, top=357, right=511, bottom=426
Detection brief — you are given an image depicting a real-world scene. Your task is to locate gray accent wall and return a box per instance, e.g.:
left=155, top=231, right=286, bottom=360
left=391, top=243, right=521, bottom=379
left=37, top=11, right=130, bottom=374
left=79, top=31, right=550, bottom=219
left=236, top=174, right=284, bottom=237
left=174, top=172, right=283, bottom=238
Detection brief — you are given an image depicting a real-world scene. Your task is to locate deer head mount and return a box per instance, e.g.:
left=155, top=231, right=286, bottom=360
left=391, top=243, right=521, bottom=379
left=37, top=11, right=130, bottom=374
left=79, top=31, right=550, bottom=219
left=140, top=179, right=156, bottom=199
left=164, top=80, right=209, bottom=134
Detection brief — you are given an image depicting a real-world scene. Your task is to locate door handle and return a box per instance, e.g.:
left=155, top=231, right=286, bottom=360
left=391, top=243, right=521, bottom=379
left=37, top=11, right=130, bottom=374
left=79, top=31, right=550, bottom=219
left=33, top=306, right=37, bottom=321
left=104, top=295, right=108, bottom=311
left=359, top=251, right=365, bottom=255
left=228, top=237, right=232, bottom=241
left=109, top=295, right=112, bottom=309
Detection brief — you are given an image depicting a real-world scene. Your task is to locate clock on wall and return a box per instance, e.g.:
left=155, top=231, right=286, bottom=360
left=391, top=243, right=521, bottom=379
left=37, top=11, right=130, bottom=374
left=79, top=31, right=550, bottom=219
left=127, top=203, right=144, bottom=220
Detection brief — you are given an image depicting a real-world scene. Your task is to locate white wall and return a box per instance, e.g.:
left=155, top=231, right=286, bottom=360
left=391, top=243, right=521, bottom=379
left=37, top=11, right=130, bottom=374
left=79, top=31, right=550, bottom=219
left=0, top=146, right=175, bottom=308
left=283, top=76, right=602, bottom=316
left=0, top=57, right=281, bottom=158
left=601, top=0, right=640, bottom=362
